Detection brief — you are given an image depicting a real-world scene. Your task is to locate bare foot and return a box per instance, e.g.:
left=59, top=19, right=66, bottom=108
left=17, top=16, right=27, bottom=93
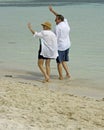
left=65, top=74, right=71, bottom=79
left=59, top=76, right=63, bottom=80
left=42, top=78, right=50, bottom=83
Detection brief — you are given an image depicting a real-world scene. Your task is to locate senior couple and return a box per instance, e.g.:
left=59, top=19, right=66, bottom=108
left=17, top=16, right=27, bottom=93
left=28, top=6, right=71, bottom=83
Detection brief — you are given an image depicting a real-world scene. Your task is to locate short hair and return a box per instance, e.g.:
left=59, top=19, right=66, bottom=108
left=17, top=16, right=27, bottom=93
left=56, top=14, right=64, bottom=21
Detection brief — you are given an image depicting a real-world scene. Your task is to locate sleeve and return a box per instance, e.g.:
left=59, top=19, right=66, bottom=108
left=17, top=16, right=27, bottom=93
left=64, top=18, right=70, bottom=31
left=33, top=31, right=44, bottom=38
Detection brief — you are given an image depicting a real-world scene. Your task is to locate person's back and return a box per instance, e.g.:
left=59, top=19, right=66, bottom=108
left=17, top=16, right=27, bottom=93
left=49, top=6, right=71, bottom=80
left=28, top=21, right=58, bottom=82
left=39, top=30, right=58, bottom=58
left=55, top=19, right=71, bottom=51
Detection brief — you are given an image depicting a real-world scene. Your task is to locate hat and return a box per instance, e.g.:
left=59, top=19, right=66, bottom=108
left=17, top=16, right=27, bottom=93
left=41, top=22, right=51, bottom=29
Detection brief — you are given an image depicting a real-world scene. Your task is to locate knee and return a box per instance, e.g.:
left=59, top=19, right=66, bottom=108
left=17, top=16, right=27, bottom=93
left=46, top=63, right=50, bottom=67
left=45, top=61, right=50, bottom=67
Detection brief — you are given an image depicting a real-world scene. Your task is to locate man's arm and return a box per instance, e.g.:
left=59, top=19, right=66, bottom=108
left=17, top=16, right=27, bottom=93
left=27, top=23, right=35, bottom=35
left=49, top=6, right=58, bottom=16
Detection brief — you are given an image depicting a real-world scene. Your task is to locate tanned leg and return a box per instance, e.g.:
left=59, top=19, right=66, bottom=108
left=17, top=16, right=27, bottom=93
left=38, top=59, right=49, bottom=82
left=45, top=59, right=51, bottom=78
left=62, top=61, right=70, bottom=78
left=57, top=63, right=63, bottom=80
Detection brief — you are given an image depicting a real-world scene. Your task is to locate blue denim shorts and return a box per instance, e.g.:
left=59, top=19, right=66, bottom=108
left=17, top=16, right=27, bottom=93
left=56, top=48, right=69, bottom=63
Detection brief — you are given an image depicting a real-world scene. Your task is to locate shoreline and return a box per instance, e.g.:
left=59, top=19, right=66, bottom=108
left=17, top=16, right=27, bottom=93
left=0, top=67, right=104, bottom=100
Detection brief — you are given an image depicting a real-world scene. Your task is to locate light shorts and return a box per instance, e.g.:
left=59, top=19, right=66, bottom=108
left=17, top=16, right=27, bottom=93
left=56, top=48, right=69, bottom=63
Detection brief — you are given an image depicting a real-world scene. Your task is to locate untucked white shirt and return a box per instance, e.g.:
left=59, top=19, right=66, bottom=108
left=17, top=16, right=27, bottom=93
left=33, top=30, right=58, bottom=59
left=55, top=19, right=71, bottom=51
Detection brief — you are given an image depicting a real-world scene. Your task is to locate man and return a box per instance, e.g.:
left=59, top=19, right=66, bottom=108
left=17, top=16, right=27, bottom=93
left=27, top=21, right=58, bottom=82
left=49, top=6, right=71, bottom=80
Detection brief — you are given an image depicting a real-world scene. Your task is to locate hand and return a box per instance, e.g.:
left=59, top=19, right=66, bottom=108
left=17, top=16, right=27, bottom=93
left=49, top=5, right=53, bottom=12
left=48, top=5, right=57, bottom=16
left=27, top=23, right=35, bottom=34
left=27, top=22, right=31, bottom=29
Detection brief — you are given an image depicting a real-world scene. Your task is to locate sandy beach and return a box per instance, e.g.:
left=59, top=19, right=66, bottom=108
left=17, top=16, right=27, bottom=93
left=0, top=1, right=104, bottom=129
left=0, top=3, right=104, bottom=129
left=0, top=69, right=104, bottom=130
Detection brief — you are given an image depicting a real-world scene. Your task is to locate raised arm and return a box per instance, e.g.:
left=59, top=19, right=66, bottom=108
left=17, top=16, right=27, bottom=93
left=49, top=6, right=58, bottom=16
left=27, top=23, right=35, bottom=35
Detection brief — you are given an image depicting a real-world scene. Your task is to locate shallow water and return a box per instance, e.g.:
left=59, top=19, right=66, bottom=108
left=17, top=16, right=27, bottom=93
left=0, top=3, right=104, bottom=89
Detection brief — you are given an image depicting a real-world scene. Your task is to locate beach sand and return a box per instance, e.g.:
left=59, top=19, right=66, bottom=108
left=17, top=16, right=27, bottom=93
left=0, top=69, right=104, bottom=130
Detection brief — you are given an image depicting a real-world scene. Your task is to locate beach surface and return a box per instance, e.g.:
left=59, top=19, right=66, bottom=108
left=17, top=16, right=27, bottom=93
left=0, top=69, right=104, bottom=130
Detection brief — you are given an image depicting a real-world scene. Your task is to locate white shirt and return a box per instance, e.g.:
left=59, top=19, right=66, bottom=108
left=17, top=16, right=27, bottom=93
left=33, top=30, right=58, bottom=59
left=55, top=19, right=71, bottom=51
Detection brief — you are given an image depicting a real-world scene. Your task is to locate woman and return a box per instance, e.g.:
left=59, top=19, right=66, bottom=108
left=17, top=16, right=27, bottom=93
left=27, top=21, right=58, bottom=82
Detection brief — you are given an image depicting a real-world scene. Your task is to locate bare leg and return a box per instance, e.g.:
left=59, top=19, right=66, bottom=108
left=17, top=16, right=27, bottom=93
left=62, top=61, right=70, bottom=78
left=45, top=59, right=51, bottom=77
left=57, top=63, right=63, bottom=80
left=38, top=59, right=49, bottom=82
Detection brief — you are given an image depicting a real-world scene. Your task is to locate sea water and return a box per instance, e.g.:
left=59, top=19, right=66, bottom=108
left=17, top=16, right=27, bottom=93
left=0, top=3, right=104, bottom=89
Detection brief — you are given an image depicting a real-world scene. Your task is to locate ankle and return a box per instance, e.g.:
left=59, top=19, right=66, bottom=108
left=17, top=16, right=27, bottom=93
left=59, top=76, right=63, bottom=80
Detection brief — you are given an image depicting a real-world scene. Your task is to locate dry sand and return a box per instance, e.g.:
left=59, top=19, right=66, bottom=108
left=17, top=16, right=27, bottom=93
left=0, top=70, right=104, bottom=130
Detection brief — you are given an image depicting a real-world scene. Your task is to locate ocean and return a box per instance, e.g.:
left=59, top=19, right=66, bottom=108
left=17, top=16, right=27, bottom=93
left=0, top=2, right=104, bottom=89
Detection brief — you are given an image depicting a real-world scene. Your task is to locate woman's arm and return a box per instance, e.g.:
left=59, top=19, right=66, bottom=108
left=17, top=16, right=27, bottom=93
left=27, top=23, right=35, bottom=35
